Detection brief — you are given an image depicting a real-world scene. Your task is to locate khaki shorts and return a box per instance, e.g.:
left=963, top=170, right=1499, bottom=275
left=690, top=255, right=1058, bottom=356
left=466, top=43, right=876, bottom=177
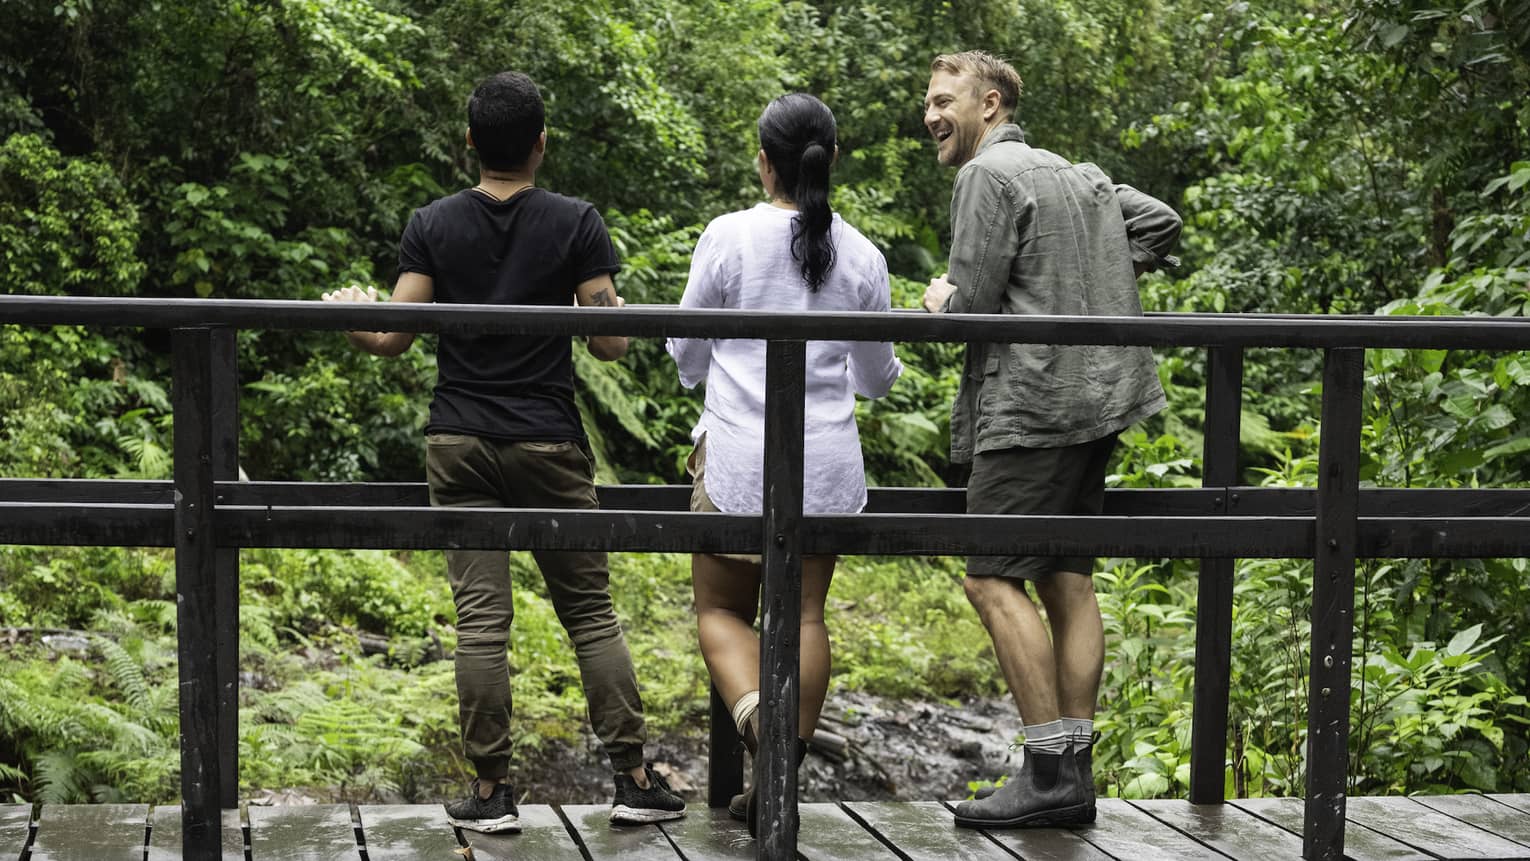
left=686, top=434, right=763, bottom=564
left=965, top=434, right=1117, bottom=581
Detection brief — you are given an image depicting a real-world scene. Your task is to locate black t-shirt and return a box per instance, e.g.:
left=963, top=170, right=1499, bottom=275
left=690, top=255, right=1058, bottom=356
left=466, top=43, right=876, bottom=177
left=398, top=188, right=619, bottom=442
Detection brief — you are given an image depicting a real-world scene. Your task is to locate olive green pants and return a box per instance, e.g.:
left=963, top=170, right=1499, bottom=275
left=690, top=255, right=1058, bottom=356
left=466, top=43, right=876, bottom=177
left=425, top=434, right=646, bottom=779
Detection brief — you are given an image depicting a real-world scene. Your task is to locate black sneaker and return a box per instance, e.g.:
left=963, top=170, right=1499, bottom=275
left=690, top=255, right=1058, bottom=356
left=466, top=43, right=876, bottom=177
left=445, top=779, right=520, bottom=833
left=611, top=764, right=687, bottom=825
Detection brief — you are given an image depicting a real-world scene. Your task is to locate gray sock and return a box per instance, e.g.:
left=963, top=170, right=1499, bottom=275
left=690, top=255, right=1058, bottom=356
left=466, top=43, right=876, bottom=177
left=1022, top=719, right=1069, bottom=754
left=1061, top=717, right=1093, bottom=751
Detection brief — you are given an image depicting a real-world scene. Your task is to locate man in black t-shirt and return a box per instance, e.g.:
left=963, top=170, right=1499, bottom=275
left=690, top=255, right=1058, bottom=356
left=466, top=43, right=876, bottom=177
left=323, top=71, right=684, bottom=833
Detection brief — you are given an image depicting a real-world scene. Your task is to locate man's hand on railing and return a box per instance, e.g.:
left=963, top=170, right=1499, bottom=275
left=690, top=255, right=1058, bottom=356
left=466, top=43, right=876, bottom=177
left=324, top=283, right=389, bottom=355
left=322, top=275, right=430, bottom=357
left=923, top=273, right=956, bottom=314
left=322, top=283, right=380, bottom=303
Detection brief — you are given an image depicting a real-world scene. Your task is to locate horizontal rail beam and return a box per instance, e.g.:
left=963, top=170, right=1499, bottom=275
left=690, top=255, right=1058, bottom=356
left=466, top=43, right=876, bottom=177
left=7, top=480, right=1530, bottom=518
left=0, top=502, right=176, bottom=546
left=5, top=296, right=1530, bottom=349
left=3, top=503, right=1527, bottom=559
left=219, top=506, right=765, bottom=553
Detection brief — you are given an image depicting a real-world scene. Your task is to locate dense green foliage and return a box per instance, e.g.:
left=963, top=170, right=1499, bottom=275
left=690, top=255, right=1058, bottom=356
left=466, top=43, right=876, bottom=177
left=2, top=0, right=1527, bottom=805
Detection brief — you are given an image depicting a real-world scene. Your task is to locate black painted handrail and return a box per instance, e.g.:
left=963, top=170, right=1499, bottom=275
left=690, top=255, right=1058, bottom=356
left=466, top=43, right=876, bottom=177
left=5, top=294, right=1530, bottom=348
left=5, top=297, right=1530, bottom=861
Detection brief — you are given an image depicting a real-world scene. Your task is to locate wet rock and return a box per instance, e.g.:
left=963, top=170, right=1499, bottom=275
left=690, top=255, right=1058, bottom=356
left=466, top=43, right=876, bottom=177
left=507, top=691, right=1023, bottom=806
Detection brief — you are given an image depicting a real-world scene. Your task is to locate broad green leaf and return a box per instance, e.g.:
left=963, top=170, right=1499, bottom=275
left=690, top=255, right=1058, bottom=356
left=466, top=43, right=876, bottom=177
left=1484, top=437, right=1530, bottom=461
left=1444, top=624, right=1483, bottom=657
left=1123, top=772, right=1170, bottom=799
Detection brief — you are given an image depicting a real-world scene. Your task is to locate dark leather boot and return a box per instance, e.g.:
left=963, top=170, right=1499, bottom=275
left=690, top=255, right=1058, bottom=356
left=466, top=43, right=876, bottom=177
left=953, top=749, right=1091, bottom=829
left=1076, top=743, right=1096, bottom=823
left=974, top=741, right=1095, bottom=821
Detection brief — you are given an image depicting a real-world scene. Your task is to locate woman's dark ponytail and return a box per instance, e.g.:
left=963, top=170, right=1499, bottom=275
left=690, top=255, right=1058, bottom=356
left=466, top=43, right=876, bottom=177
left=759, top=94, right=838, bottom=291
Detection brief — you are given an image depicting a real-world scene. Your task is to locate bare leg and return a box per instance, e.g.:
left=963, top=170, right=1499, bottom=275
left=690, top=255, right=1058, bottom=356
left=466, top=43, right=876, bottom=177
left=797, top=555, right=836, bottom=736
left=1033, top=571, right=1103, bottom=720
left=963, top=575, right=1060, bottom=726
left=692, top=552, right=837, bottom=737
left=693, top=553, right=761, bottom=707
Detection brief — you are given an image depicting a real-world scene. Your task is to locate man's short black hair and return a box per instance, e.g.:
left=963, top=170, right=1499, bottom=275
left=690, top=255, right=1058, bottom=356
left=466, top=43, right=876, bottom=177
left=468, top=72, right=545, bottom=171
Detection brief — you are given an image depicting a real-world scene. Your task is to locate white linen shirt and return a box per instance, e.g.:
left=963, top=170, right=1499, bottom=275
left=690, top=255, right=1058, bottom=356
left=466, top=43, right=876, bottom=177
left=667, top=203, right=903, bottom=514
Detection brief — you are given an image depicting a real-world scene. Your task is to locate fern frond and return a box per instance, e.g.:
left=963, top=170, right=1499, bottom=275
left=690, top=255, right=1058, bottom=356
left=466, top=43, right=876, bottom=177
left=126, top=598, right=178, bottom=634
left=93, top=637, right=153, bottom=713
left=244, top=722, right=303, bottom=747
left=0, top=678, right=87, bottom=743
left=34, top=750, right=86, bottom=804
left=251, top=682, right=332, bottom=723
left=575, top=391, right=619, bottom=486
left=572, top=348, right=660, bottom=448
left=77, top=703, right=165, bottom=755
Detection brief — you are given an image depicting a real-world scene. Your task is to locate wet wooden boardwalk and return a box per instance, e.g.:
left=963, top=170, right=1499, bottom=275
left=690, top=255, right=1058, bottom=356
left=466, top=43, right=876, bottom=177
left=4, top=795, right=1530, bottom=860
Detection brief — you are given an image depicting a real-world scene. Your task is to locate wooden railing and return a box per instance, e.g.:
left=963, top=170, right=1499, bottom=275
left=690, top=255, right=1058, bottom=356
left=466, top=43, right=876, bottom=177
left=3, top=295, right=1530, bottom=861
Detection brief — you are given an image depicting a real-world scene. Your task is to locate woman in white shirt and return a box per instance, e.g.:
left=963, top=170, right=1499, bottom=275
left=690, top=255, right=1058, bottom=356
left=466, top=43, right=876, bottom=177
left=667, top=93, right=903, bottom=827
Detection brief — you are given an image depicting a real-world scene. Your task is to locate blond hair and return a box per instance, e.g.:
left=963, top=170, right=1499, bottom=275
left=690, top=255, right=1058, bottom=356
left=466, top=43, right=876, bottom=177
left=930, top=51, right=1023, bottom=118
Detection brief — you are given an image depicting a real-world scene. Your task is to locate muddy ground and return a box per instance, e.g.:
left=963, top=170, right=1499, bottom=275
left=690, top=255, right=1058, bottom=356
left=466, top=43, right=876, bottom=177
left=511, top=691, right=1025, bottom=806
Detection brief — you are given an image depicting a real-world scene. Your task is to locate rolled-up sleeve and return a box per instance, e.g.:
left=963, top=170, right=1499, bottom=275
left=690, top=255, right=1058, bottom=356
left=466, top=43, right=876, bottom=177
left=666, top=225, right=724, bottom=389
left=945, top=164, right=1019, bottom=315
left=1116, top=184, right=1182, bottom=272
left=848, top=252, right=903, bottom=398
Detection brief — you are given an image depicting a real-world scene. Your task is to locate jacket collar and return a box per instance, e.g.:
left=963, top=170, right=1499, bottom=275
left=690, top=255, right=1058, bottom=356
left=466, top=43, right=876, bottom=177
left=975, top=123, right=1026, bottom=157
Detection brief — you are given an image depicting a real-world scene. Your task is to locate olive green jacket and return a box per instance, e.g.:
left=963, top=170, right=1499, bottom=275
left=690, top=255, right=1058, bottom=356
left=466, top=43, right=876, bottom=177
left=943, top=124, right=1179, bottom=461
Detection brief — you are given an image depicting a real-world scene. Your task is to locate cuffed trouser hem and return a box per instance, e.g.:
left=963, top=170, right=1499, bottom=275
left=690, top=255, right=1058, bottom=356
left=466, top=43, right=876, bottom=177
left=471, top=757, right=510, bottom=782
left=607, top=746, right=645, bottom=773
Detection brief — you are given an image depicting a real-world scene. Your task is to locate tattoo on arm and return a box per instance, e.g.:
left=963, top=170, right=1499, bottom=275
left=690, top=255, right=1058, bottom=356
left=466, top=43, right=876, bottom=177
left=590, top=288, right=615, bottom=307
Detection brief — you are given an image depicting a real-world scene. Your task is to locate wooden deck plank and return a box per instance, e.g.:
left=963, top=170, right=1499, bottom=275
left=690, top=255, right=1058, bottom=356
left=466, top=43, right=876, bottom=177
left=559, top=803, right=681, bottom=860
left=1410, top=795, right=1530, bottom=848
left=144, top=805, right=245, bottom=861
left=1230, top=797, right=1429, bottom=861
left=1075, top=798, right=1232, bottom=860
left=355, top=805, right=462, bottom=860
left=842, top=800, right=1015, bottom=861
left=0, top=804, right=32, bottom=860
left=456, top=804, right=584, bottom=861
left=654, top=806, right=752, bottom=861
left=938, top=800, right=1113, bottom=861
left=27, top=804, right=149, bottom=861
left=1130, top=799, right=1304, bottom=861
left=1346, top=796, right=1530, bottom=859
left=1490, top=795, right=1530, bottom=817
left=799, top=803, right=899, bottom=861
left=246, top=804, right=359, bottom=860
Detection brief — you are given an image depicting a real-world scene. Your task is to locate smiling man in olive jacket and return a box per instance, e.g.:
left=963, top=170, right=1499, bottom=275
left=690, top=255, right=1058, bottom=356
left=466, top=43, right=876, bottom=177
left=920, top=49, right=1182, bottom=829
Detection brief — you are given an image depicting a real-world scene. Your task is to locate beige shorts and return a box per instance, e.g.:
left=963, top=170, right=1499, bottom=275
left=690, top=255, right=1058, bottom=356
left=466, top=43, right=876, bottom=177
left=686, top=434, right=763, bottom=564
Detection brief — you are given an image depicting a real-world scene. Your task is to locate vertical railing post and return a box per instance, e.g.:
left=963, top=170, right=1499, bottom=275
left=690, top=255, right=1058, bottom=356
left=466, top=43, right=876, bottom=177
left=172, top=328, right=224, bottom=860
left=1304, top=347, right=1363, bottom=860
left=708, top=684, right=744, bottom=808
left=1190, top=346, right=1243, bottom=803
left=757, top=339, right=805, bottom=860
left=209, top=327, right=240, bottom=810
